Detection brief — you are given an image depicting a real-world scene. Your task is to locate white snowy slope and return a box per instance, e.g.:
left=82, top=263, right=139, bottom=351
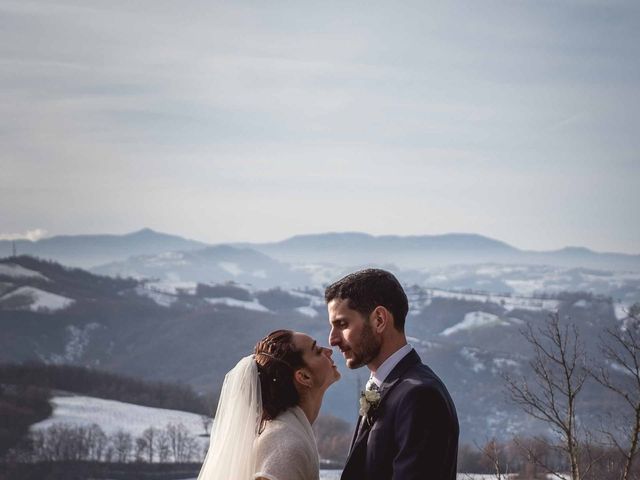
left=296, top=306, right=319, bottom=317
left=205, top=297, right=270, bottom=312
left=218, top=261, right=243, bottom=276
left=0, top=263, right=49, bottom=281
left=614, top=302, right=630, bottom=320
left=419, top=288, right=561, bottom=313
left=440, top=311, right=511, bottom=336
left=146, top=279, right=198, bottom=295
left=0, top=286, right=74, bottom=312
left=135, top=285, right=177, bottom=307
left=32, top=395, right=210, bottom=444
left=460, top=347, right=486, bottom=373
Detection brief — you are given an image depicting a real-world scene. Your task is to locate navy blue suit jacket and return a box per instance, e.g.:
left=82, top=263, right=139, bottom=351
left=341, top=349, right=459, bottom=480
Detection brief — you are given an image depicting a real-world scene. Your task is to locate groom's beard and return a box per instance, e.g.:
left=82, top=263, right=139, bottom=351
left=348, top=321, right=381, bottom=369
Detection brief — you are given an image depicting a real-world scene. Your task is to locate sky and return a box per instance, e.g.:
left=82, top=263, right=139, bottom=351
left=1, top=0, right=639, bottom=253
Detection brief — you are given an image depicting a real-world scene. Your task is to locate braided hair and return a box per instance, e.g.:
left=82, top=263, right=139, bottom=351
left=254, top=329, right=306, bottom=425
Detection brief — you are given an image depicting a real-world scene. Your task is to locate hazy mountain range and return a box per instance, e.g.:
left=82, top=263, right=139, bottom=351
left=2, top=229, right=638, bottom=308
left=0, top=256, right=633, bottom=444
left=1, top=229, right=638, bottom=272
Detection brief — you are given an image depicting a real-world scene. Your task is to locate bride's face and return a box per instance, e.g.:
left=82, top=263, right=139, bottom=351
left=292, top=332, right=341, bottom=391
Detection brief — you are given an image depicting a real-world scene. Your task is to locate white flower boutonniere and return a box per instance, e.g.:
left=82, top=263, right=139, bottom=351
left=359, top=389, right=381, bottom=417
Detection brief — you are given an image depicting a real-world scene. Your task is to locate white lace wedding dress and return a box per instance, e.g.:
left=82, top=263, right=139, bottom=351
left=254, top=406, right=320, bottom=480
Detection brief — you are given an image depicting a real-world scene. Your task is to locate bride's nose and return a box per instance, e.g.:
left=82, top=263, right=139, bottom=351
left=323, top=346, right=333, bottom=357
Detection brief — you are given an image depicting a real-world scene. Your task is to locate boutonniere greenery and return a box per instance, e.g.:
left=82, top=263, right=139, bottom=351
left=359, top=389, right=381, bottom=418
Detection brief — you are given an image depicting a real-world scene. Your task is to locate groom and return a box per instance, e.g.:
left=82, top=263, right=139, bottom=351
left=326, top=269, right=458, bottom=480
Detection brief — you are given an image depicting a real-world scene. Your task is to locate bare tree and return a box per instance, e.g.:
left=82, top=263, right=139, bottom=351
left=86, top=423, right=107, bottom=461
left=135, top=437, right=147, bottom=462
left=167, top=423, right=191, bottom=462
left=156, top=429, right=171, bottom=463
left=591, top=303, right=640, bottom=480
left=111, top=430, right=133, bottom=463
left=141, top=427, right=157, bottom=463
left=477, top=438, right=509, bottom=479
left=201, top=414, right=213, bottom=436
left=504, top=312, right=588, bottom=480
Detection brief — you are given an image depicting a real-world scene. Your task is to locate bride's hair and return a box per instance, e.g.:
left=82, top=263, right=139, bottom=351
left=254, top=329, right=305, bottom=424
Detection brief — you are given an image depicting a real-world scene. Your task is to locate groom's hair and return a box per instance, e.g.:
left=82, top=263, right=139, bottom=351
left=324, top=268, right=409, bottom=332
left=254, top=329, right=306, bottom=426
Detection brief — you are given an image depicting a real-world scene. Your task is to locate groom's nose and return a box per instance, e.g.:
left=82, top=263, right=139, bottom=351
left=329, top=327, right=340, bottom=347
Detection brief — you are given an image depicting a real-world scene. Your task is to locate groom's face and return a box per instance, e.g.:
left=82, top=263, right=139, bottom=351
left=328, top=298, right=381, bottom=369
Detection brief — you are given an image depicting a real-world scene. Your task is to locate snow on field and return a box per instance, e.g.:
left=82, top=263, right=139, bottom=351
left=456, top=475, right=518, bottom=480
left=0, top=263, right=49, bottom=280
left=327, top=473, right=515, bottom=480
left=218, top=261, right=243, bottom=276
left=146, top=280, right=197, bottom=295
left=49, top=323, right=101, bottom=363
left=492, top=357, right=520, bottom=374
left=135, top=285, right=177, bottom=307
left=469, top=475, right=522, bottom=479
left=614, top=302, right=630, bottom=320
left=0, top=286, right=74, bottom=312
left=205, top=297, right=270, bottom=312
left=296, top=306, right=319, bottom=317
left=286, top=289, right=325, bottom=306
left=182, top=474, right=516, bottom=480
left=573, top=299, right=590, bottom=308
left=424, top=288, right=560, bottom=313
left=461, top=347, right=485, bottom=373
left=440, top=311, right=510, bottom=336
left=146, top=251, right=188, bottom=267
left=406, top=336, right=440, bottom=350
left=291, top=263, right=342, bottom=286
left=32, top=395, right=209, bottom=444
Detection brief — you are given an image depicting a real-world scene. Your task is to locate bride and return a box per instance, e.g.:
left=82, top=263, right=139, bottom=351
left=197, top=329, right=341, bottom=480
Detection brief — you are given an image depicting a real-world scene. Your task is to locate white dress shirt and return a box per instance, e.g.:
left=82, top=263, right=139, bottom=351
left=369, top=343, right=413, bottom=389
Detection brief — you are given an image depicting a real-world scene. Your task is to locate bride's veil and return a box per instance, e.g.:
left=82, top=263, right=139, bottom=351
left=197, top=355, right=262, bottom=480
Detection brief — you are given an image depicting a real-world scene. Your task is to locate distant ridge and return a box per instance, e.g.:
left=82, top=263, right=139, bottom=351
left=234, top=232, right=640, bottom=271
left=0, top=228, right=208, bottom=268
left=1, top=229, right=638, bottom=272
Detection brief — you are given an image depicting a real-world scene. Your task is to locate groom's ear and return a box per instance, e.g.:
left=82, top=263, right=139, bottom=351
left=371, top=306, right=392, bottom=334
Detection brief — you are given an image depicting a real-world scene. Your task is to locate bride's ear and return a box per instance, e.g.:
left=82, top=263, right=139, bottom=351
left=294, top=368, right=313, bottom=389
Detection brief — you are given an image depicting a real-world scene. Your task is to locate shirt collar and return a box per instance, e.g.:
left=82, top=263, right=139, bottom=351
left=370, top=343, right=413, bottom=388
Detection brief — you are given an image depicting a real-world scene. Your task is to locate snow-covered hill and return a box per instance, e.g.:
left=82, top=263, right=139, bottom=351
left=33, top=394, right=210, bottom=447
left=1, top=256, right=633, bottom=445
left=0, top=285, right=74, bottom=312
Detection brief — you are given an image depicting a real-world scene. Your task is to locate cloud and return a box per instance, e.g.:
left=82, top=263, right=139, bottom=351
left=0, top=229, right=48, bottom=241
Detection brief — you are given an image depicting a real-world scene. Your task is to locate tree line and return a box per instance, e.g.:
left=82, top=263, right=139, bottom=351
left=0, top=362, right=213, bottom=415
left=457, top=436, right=637, bottom=479
left=6, top=423, right=205, bottom=465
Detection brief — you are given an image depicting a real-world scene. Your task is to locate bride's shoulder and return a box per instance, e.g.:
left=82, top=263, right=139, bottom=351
left=257, top=408, right=309, bottom=445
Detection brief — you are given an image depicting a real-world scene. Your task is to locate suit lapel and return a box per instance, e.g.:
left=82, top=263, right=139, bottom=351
left=345, top=349, right=422, bottom=464
left=350, top=415, right=363, bottom=450
left=378, top=349, right=420, bottom=402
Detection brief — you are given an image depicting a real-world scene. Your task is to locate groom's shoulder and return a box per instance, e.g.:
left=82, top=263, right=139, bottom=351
left=395, top=359, right=456, bottom=408
left=389, top=362, right=458, bottom=428
left=402, top=361, right=449, bottom=393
